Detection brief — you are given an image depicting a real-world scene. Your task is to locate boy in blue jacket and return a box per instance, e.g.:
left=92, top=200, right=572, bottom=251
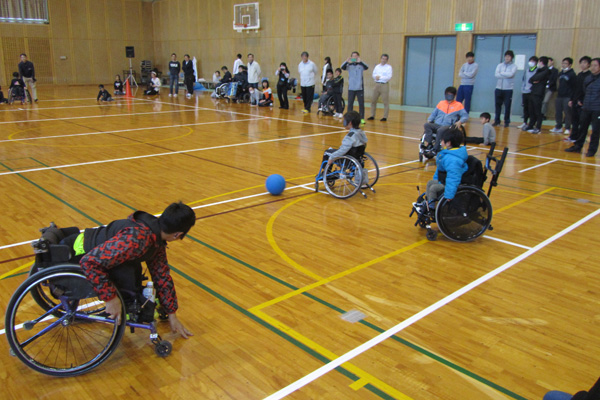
left=426, top=127, right=468, bottom=203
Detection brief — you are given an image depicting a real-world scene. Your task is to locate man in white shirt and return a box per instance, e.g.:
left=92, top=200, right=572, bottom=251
left=233, top=54, right=244, bottom=78
left=368, top=54, right=393, bottom=122
left=298, top=51, right=319, bottom=113
left=247, top=53, right=261, bottom=89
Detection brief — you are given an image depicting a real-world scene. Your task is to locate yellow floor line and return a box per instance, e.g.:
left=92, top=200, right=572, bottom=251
left=494, top=187, right=555, bottom=214
left=0, top=260, right=34, bottom=280
left=252, top=309, right=414, bottom=400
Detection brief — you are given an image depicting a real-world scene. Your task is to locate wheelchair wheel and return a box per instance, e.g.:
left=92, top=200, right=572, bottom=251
left=435, top=186, right=492, bottom=242
left=360, top=152, right=379, bottom=188
left=5, top=265, right=125, bottom=376
left=323, top=155, right=362, bottom=199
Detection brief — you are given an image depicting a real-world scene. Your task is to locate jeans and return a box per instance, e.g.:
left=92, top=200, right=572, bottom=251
left=555, top=97, right=571, bottom=129
left=169, top=74, right=179, bottom=94
left=456, top=85, right=474, bottom=113
left=494, top=89, right=513, bottom=124
left=543, top=391, right=573, bottom=400
left=348, top=89, right=365, bottom=119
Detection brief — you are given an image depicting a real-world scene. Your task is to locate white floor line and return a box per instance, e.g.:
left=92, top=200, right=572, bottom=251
left=263, top=207, right=600, bottom=400
left=483, top=235, right=532, bottom=250
left=0, top=117, right=266, bottom=144
left=0, top=239, right=34, bottom=251
left=0, top=108, right=199, bottom=125
left=0, top=129, right=344, bottom=177
left=0, top=99, right=148, bottom=113
left=518, top=159, right=558, bottom=173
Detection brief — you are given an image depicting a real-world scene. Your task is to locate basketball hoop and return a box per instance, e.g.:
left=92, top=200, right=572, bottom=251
left=234, top=23, right=247, bottom=33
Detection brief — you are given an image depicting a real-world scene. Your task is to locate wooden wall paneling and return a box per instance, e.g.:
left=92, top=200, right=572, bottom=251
left=124, top=2, right=143, bottom=42
left=0, top=23, right=22, bottom=39
left=109, top=40, right=125, bottom=81
left=340, top=34, right=360, bottom=63
left=454, top=33, right=472, bottom=88
left=106, top=0, right=125, bottom=41
left=197, top=0, right=210, bottom=39
left=141, top=2, right=155, bottom=42
left=183, top=0, right=195, bottom=39
left=540, top=0, right=577, bottom=29
left=382, top=0, right=406, bottom=34
left=288, top=0, right=304, bottom=37
left=321, top=0, right=341, bottom=36
left=429, top=0, right=453, bottom=33
left=273, top=37, right=288, bottom=72
left=260, top=0, right=273, bottom=38
left=573, top=29, right=600, bottom=60
left=26, top=37, right=54, bottom=84
left=341, top=0, right=361, bottom=36
left=285, top=37, right=304, bottom=71
left=90, top=39, right=111, bottom=84
left=578, top=0, right=600, bottom=28
left=72, top=40, right=93, bottom=84
left=88, top=0, right=107, bottom=40
left=272, top=0, right=289, bottom=38
left=218, top=0, right=234, bottom=40
left=303, top=37, right=321, bottom=68
left=304, top=0, right=322, bottom=37
left=23, top=24, right=49, bottom=39
left=381, top=33, right=403, bottom=103
left=405, top=0, right=428, bottom=33
left=536, top=29, right=575, bottom=62
left=49, top=0, right=70, bottom=38
left=2, top=37, right=25, bottom=85
left=454, top=0, right=479, bottom=25
left=479, top=0, right=508, bottom=32
left=361, top=0, right=383, bottom=35
left=51, top=38, right=72, bottom=84
left=508, top=0, right=541, bottom=31
left=69, top=0, right=89, bottom=40
left=360, top=34, right=381, bottom=101
left=321, top=35, right=341, bottom=68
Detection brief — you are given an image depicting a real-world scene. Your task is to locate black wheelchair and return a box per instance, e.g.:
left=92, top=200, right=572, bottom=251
left=410, top=144, right=508, bottom=241
left=315, top=145, right=379, bottom=199
left=4, top=227, right=173, bottom=377
left=8, top=86, right=32, bottom=105
left=317, top=95, right=345, bottom=116
left=419, top=124, right=467, bottom=163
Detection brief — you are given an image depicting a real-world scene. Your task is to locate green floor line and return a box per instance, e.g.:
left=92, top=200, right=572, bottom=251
left=19, top=158, right=527, bottom=400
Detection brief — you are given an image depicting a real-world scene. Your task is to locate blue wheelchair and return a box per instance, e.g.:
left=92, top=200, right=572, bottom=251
left=315, top=145, right=379, bottom=199
left=4, top=228, right=173, bottom=376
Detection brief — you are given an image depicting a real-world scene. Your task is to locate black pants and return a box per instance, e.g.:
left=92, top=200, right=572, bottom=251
left=301, top=85, right=315, bottom=111
left=184, top=74, right=195, bottom=94
left=528, top=95, right=544, bottom=130
left=569, top=104, right=583, bottom=140
left=522, top=93, right=531, bottom=125
left=333, top=93, right=343, bottom=113
left=348, top=89, right=365, bottom=119
left=494, top=89, right=513, bottom=124
left=574, top=109, right=600, bottom=155
left=277, top=84, right=289, bottom=108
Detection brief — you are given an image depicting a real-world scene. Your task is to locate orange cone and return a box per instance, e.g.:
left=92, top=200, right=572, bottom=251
left=125, top=79, right=133, bottom=98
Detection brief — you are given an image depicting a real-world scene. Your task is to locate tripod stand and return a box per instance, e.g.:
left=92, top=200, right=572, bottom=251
left=126, top=58, right=138, bottom=87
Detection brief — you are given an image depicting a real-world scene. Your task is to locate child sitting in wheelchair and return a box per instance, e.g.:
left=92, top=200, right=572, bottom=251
left=422, top=86, right=469, bottom=156
left=9, top=72, right=28, bottom=104
left=318, top=68, right=344, bottom=117
left=322, top=110, right=367, bottom=168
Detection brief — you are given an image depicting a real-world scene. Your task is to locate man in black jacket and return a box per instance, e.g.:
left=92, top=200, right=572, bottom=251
left=18, top=53, right=37, bottom=102
left=527, top=56, right=551, bottom=134
left=182, top=54, right=195, bottom=98
left=550, top=58, right=577, bottom=134
left=542, top=57, right=559, bottom=119
left=564, top=56, right=592, bottom=143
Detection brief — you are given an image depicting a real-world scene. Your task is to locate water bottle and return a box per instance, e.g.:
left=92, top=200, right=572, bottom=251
left=142, top=281, right=155, bottom=303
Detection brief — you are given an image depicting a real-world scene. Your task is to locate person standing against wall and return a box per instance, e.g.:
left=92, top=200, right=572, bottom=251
left=168, top=53, right=181, bottom=97
left=493, top=50, right=518, bottom=127
left=18, top=53, right=37, bottom=102
left=542, top=57, right=559, bottom=119
left=247, top=53, right=261, bottom=89
left=233, top=54, right=244, bottom=77
left=298, top=51, right=319, bottom=113
left=526, top=56, right=551, bottom=134
left=456, top=52, right=478, bottom=114
left=564, top=56, right=592, bottom=143
left=341, top=51, right=369, bottom=124
left=182, top=54, right=195, bottom=98
left=550, top=57, right=576, bottom=134
left=322, top=56, right=332, bottom=91
left=367, top=54, right=392, bottom=122
left=275, top=62, right=290, bottom=109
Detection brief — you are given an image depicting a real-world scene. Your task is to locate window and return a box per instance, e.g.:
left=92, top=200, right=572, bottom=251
left=0, top=0, right=49, bottom=24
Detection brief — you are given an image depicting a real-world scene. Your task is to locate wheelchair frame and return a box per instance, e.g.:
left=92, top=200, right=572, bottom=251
left=317, top=95, right=345, bottom=116
left=4, top=239, right=173, bottom=377
left=418, top=125, right=467, bottom=163
left=410, top=144, right=509, bottom=241
left=315, top=152, right=379, bottom=199
left=8, top=86, right=32, bottom=105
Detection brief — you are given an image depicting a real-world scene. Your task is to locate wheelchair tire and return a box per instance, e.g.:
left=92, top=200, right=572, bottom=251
left=322, top=155, right=362, bottom=199
left=360, top=152, right=379, bottom=189
left=5, top=265, right=125, bottom=376
left=435, top=186, right=492, bottom=242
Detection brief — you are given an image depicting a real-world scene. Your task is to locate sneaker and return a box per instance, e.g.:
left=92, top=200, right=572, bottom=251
left=380, top=118, right=387, bottom=122
left=174, top=94, right=178, bottom=97
left=585, top=151, right=595, bottom=157
left=334, top=113, right=342, bottom=118
left=563, top=137, right=574, bottom=142
left=361, top=119, right=365, bottom=125
left=492, top=121, right=500, bottom=127
left=302, top=109, right=309, bottom=113
left=550, top=127, right=563, bottom=133
left=564, top=129, right=571, bottom=135
left=527, top=128, right=540, bottom=134
left=504, top=122, right=510, bottom=128
left=518, top=123, right=527, bottom=130
left=565, top=146, right=581, bottom=153
left=522, top=125, right=532, bottom=132
left=168, top=93, right=172, bottom=97
left=186, top=94, right=191, bottom=98
left=367, top=116, right=375, bottom=120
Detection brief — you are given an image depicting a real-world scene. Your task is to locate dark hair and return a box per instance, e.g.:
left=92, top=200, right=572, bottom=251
left=335, top=68, right=342, bottom=73
left=466, top=51, right=474, bottom=58
left=441, top=127, right=464, bottom=148
left=237, top=53, right=242, bottom=58
left=215, top=70, right=220, bottom=74
left=504, top=50, right=515, bottom=59
left=538, top=56, right=549, bottom=66
left=326, top=69, right=333, bottom=75
left=548, top=57, right=554, bottom=62
left=445, top=86, right=457, bottom=96
left=279, top=62, right=289, bottom=73
left=247, top=53, right=254, bottom=57
left=480, top=112, right=491, bottom=121
left=351, top=51, right=360, bottom=56
left=158, top=202, right=196, bottom=237
left=563, top=57, right=573, bottom=65
left=20, top=53, right=26, bottom=57
left=529, top=56, right=539, bottom=63
left=171, top=53, right=176, bottom=57
left=241, top=65, right=247, bottom=71
left=116, top=74, right=121, bottom=79
left=99, top=84, right=104, bottom=89
left=592, top=58, right=600, bottom=66
left=13, top=72, right=19, bottom=78
left=184, top=54, right=190, bottom=58
left=580, top=56, right=592, bottom=64
left=301, top=51, right=309, bottom=57
left=343, top=111, right=361, bottom=129
left=324, top=56, right=331, bottom=65
left=381, top=53, right=389, bottom=59
left=262, top=79, right=270, bottom=88
left=221, top=66, right=228, bottom=71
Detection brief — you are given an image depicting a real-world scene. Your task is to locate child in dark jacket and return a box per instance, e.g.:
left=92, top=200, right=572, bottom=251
left=114, top=75, right=125, bottom=95
left=97, top=85, right=114, bottom=102
left=426, top=127, right=468, bottom=202
left=0, top=86, right=7, bottom=104
left=9, top=72, right=26, bottom=103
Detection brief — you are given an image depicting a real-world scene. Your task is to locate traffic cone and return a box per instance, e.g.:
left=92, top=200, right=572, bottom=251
left=125, top=79, right=133, bottom=98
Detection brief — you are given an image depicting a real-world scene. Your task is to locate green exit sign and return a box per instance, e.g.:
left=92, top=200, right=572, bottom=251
left=455, top=22, right=474, bottom=32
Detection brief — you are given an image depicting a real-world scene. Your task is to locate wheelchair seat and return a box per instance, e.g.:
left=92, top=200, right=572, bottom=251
left=314, top=149, right=379, bottom=199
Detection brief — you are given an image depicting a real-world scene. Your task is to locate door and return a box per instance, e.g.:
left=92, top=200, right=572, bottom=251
left=471, top=34, right=537, bottom=116
left=404, top=36, right=457, bottom=108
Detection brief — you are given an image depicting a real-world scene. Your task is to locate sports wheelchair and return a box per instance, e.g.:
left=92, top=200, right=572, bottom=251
left=315, top=145, right=379, bottom=199
left=419, top=124, right=467, bottom=163
left=4, top=227, right=173, bottom=377
left=410, top=144, right=508, bottom=241
left=317, top=95, right=345, bottom=116
left=8, top=86, right=32, bottom=105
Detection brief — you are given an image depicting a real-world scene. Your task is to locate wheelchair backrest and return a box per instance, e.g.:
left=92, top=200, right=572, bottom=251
left=461, top=155, right=486, bottom=188
left=33, top=240, right=72, bottom=270
left=347, top=145, right=366, bottom=161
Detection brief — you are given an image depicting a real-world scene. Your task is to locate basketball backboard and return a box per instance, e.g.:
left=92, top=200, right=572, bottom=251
left=233, top=2, right=259, bottom=32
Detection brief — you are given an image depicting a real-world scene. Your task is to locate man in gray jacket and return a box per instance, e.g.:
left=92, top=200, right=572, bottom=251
left=341, top=51, right=369, bottom=124
left=456, top=52, right=478, bottom=113
left=494, top=50, right=518, bottom=127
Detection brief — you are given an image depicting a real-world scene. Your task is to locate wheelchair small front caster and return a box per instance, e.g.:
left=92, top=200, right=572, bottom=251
left=426, top=230, right=438, bottom=241
left=488, top=225, right=494, bottom=231
left=9, top=348, right=16, bottom=357
left=154, top=340, right=172, bottom=357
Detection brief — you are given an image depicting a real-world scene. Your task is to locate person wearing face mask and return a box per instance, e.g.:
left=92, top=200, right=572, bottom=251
left=550, top=58, right=577, bottom=134
left=519, top=56, right=539, bottom=131
left=423, top=86, right=469, bottom=153
left=526, top=56, right=551, bottom=134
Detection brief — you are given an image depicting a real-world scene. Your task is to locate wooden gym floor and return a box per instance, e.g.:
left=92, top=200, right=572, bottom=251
left=0, top=86, right=598, bottom=400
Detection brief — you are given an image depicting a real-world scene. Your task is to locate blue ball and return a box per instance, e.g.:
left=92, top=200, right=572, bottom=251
left=266, top=174, right=286, bottom=195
